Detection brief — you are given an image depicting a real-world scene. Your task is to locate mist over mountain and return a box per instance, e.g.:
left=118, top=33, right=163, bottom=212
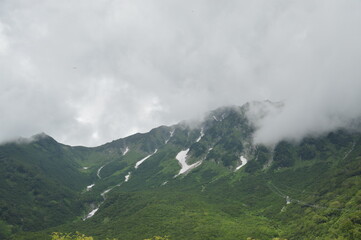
left=1, top=0, right=361, bottom=146
left=246, top=101, right=361, bottom=146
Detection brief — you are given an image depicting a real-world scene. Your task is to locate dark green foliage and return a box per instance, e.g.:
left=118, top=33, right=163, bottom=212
left=220, top=153, right=237, bottom=167
left=255, top=145, right=271, bottom=165
left=0, top=220, right=12, bottom=239
left=245, top=160, right=261, bottom=173
left=221, top=133, right=243, bottom=151
left=206, top=147, right=238, bottom=167
left=0, top=136, right=90, bottom=232
left=256, top=144, right=269, bottom=153
left=168, top=127, right=190, bottom=147
left=206, top=148, right=220, bottom=161
left=189, top=142, right=207, bottom=158
left=327, top=130, right=353, bottom=147
left=139, top=127, right=168, bottom=152
left=100, top=161, right=127, bottom=178
left=273, top=141, right=295, bottom=168
left=298, top=144, right=317, bottom=160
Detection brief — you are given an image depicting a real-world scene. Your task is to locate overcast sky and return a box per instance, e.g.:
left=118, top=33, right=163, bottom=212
left=1, top=0, right=360, bottom=146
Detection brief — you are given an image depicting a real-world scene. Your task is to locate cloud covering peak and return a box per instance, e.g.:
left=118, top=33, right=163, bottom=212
left=0, top=0, right=361, bottom=146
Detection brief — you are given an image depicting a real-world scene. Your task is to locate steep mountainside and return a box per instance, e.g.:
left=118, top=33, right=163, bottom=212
left=1, top=102, right=361, bottom=240
left=0, top=134, right=91, bottom=232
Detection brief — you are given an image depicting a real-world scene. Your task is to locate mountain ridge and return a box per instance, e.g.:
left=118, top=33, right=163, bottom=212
left=1, top=102, right=361, bottom=240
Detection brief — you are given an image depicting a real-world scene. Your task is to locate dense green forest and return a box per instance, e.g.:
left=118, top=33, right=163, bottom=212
left=1, top=105, right=360, bottom=240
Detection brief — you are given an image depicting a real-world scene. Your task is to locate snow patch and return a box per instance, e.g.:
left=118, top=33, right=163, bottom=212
left=235, top=156, right=248, bottom=171
left=213, top=116, right=219, bottom=121
left=86, top=184, right=95, bottom=191
left=97, top=165, right=106, bottom=179
left=196, top=128, right=204, bottom=142
left=281, top=206, right=287, bottom=212
left=175, top=149, right=202, bottom=176
left=165, top=129, right=175, bottom=144
left=84, top=180, right=121, bottom=220
left=161, top=181, right=168, bottom=186
left=343, top=141, right=355, bottom=160
left=123, top=147, right=129, bottom=156
left=83, top=167, right=89, bottom=170
left=286, top=196, right=291, bottom=205
left=84, top=207, right=99, bottom=220
left=135, top=149, right=158, bottom=169
left=101, top=188, right=112, bottom=199
left=125, top=172, right=131, bottom=182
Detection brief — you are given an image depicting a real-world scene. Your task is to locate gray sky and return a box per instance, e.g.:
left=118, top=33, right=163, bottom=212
left=1, top=0, right=360, bottom=146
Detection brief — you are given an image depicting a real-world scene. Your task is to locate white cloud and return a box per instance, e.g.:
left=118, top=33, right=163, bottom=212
left=0, top=0, right=360, bottom=146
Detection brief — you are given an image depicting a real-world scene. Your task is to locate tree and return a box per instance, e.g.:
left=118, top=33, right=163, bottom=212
left=51, top=232, right=94, bottom=240
left=0, top=220, right=11, bottom=240
left=273, top=141, right=294, bottom=168
left=298, top=144, right=316, bottom=160
left=144, top=236, right=170, bottom=240
left=245, top=160, right=261, bottom=173
left=51, top=232, right=170, bottom=240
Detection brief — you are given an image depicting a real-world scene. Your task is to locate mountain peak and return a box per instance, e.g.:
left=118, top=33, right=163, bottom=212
left=29, top=132, right=59, bottom=145
left=32, top=132, right=50, bottom=138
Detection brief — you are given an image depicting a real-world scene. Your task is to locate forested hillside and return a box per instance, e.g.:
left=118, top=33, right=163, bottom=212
left=1, top=104, right=360, bottom=240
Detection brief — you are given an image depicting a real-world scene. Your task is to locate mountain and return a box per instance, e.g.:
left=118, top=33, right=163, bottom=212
left=0, top=133, right=89, bottom=233
left=1, top=102, right=361, bottom=240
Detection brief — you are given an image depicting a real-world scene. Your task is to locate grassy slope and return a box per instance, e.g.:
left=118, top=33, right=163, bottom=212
left=3, top=107, right=361, bottom=240
left=0, top=135, right=95, bottom=234
left=57, top=131, right=360, bottom=240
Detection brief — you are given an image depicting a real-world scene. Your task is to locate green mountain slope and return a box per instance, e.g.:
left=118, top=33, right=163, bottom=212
left=67, top=132, right=360, bottom=240
left=1, top=103, right=361, bottom=240
left=0, top=134, right=91, bottom=233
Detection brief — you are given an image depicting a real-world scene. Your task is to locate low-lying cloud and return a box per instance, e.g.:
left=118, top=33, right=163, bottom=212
left=0, top=0, right=360, bottom=146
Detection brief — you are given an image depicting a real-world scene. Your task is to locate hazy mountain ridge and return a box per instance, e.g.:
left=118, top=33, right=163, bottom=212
left=1, top=102, right=361, bottom=240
